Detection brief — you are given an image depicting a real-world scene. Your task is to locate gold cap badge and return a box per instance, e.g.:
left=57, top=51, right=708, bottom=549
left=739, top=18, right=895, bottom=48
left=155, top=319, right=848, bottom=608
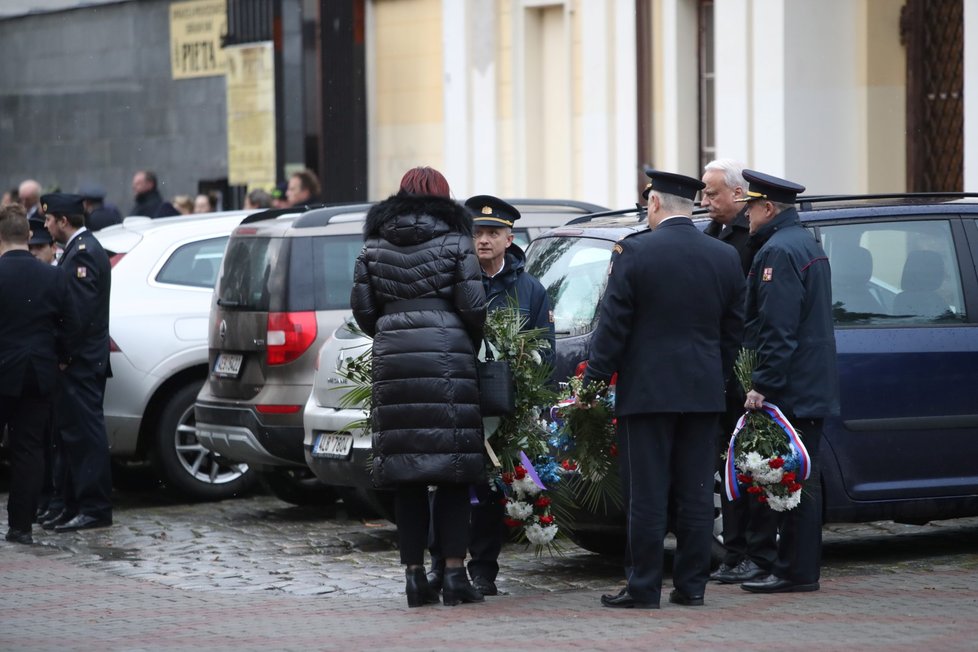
left=481, top=206, right=493, bottom=215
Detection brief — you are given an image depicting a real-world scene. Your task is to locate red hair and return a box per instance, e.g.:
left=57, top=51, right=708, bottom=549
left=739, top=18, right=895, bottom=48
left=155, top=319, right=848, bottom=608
left=398, top=166, right=451, bottom=198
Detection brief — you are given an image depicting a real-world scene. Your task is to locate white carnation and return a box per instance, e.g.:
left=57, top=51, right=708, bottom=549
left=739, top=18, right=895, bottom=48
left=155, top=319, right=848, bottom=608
left=505, top=501, right=533, bottom=520
left=512, top=476, right=543, bottom=498
left=524, top=523, right=558, bottom=546
left=765, top=489, right=802, bottom=512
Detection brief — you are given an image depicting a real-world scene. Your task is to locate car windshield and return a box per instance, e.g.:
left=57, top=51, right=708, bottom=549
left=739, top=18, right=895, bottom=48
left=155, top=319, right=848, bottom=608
left=525, top=235, right=614, bottom=337
left=217, top=236, right=284, bottom=310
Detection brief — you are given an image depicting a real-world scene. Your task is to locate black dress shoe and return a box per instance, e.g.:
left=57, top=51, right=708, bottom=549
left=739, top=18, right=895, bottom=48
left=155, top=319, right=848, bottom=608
left=709, top=562, right=735, bottom=582
left=600, top=591, right=659, bottom=609
left=668, top=589, right=704, bottom=606
left=742, top=574, right=819, bottom=593
left=54, top=514, right=112, bottom=533
left=40, top=511, right=74, bottom=531
left=5, top=528, right=33, bottom=545
left=713, top=559, right=767, bottom=584
left=471, top=576, right=498, bottom=596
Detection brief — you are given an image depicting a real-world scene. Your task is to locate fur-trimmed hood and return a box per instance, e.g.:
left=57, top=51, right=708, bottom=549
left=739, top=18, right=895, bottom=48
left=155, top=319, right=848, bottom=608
left=364, top=193, right=473, bottom=242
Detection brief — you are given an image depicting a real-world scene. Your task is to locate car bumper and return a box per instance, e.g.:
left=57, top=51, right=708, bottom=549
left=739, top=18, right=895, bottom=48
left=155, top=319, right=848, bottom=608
left=103, top=351, right=154, bottom=456
left=303, top=402, right=373, bottom=488
left=195, top=400, right=305, bottom=467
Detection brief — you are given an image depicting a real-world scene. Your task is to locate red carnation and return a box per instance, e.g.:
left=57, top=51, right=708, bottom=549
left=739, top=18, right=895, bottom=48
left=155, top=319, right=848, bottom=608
left=789, top=482, right=803, bottom=492
left=611, top=418, right=618, bottom=426
left=746, top=485, right=763, bottom=494
left=609, top=443, right=618, bottom=457
left=737, top=473, right=752, bottom=484
left=503, top=517, right=522, bottom=528
left=781, top=471, right=797, bottom=485
left=757, top=495, right=768, bottom=503
left=514, top=465, right=527, bottom=480
left=561, top=460, right=578, bottom=471
left=501, top=472, right=514, bottom=485
left=768, top=457, right=785, bottom=469
left=499, top=498, right=509, bottom=506
left=535, top=496, right=551, bottom=508
left=539, top=515, right=554, bottom=525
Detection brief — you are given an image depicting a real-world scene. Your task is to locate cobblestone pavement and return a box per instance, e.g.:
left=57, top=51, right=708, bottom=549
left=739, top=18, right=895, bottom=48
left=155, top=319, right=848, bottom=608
left=2, top=489, right=977, bottom=650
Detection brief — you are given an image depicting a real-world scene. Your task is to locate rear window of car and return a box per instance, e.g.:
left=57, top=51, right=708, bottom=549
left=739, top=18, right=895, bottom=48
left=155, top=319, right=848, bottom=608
left=217, top=236, right=284, bottom=311
left=285, top=234, right=365, bottom=311
left=526, top=235, right=614, bottom=337
left=156, top=236, right=229, bottom=289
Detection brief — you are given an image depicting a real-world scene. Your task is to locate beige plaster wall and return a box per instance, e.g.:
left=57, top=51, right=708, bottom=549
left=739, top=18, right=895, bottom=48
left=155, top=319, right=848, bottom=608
left=863, top=0, right=906, bottom=193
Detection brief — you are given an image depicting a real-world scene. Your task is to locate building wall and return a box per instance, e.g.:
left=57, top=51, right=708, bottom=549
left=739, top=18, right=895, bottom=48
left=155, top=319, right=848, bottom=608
left=0, top=0, right=306, bottom=210
left=368, top=0, right=445, bottom=197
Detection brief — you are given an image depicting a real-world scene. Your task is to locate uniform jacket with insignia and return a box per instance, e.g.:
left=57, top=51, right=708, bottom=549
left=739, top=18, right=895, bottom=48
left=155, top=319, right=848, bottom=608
left=483, top=243, right=556, bottom=371
left=59, top=228, right=112, bottom=378
left=744, top=207, right=840, bottom=418
left=584, top=216, right=745, bottom=416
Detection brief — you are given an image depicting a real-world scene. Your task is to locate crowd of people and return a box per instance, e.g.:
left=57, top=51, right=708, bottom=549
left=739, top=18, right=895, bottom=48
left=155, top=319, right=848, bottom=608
left=2, top=158, right=837, bottom=611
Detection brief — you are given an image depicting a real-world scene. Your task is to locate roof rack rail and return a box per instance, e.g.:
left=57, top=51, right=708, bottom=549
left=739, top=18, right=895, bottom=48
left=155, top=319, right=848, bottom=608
left=796, top=192, right=978, bottom=211
left=503, top=198, right=610, bottom=214
left=292, top=202, right=376, bottom=228
left=564, top=205, right=645, bottom=225
left=238, top=204, right=324, bottom=225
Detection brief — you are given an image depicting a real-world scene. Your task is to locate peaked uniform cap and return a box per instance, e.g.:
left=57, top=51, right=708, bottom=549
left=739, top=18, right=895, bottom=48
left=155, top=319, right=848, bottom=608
left=465, top=194, right=521, bottom=228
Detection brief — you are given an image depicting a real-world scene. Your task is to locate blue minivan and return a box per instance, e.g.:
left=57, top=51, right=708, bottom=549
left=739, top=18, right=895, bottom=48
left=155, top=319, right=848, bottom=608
left=524, top=195, right=978, bottom=553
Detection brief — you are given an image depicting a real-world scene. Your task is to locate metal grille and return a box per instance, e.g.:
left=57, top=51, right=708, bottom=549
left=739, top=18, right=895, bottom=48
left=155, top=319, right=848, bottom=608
left=224, top=0, right=276, bottom=46
left=902, top=0, right=963, bottom=192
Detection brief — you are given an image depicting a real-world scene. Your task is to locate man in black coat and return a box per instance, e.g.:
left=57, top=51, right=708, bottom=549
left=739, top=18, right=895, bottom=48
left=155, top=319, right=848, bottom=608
left=738, top=170, right=839, bottom=594
left=701, top=159, right=778, bottom=585
left=129, top=170, right=165, bottom=217
left=585, top=170, right=745, bottom=609
left=0, top=204, right=80, bottom=544
left=39, top=193, right=114, bottom=532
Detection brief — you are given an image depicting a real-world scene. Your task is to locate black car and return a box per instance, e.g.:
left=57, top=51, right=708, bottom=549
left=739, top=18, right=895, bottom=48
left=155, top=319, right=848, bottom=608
left=524, top=194, right=978, bottom=554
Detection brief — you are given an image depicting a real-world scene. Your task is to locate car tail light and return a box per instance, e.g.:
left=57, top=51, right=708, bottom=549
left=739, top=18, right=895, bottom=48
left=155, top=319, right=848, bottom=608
left=256, top=404, right=303, bottom=414
left=266, top=311, right=317, bottom=365
left=109, top=253, right=125, bottom=268
left=574, top=361, right=617, bottom=386
left=109, top=337, right=121, bottom=352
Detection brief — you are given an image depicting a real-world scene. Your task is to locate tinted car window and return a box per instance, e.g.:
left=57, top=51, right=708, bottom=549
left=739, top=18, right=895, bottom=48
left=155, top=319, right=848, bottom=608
left=526, top=236, right=614, bottom=336
left=285, top=234, right=365, bottom=311
left=218, top=237, right=284, bottom=310
left=822, top=219, right=966, bottom=325
left=155, top=236, right=229, bottom=289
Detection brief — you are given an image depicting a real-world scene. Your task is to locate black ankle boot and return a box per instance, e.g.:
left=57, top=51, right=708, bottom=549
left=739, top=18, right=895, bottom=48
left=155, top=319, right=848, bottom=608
left=405, top=568, right=440, bottom=607
left=442, top=568, right=484, bottom=606
left=426, top=566, right=444, bottom=593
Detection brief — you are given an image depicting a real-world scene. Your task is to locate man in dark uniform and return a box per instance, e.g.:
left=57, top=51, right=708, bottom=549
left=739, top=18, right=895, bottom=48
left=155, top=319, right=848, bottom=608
left=428, top=195, right=556, bottom=597
left=586, top=170, right=744, bottom=609
left=0, top=203, right=80, bottom=544
left=79, top=183, right=123, bottom=231
left=701, top=159, right=778, bottom=585
left=28, top=216, right=59, bottom=265
left=39, top=193, right=114, bottom=532
left=736, top=170, right=839, bottom=594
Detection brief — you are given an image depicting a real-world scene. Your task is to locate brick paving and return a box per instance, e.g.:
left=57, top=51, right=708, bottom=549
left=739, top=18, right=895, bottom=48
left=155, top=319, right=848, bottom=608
left=1, top=492, right=977, bottom=651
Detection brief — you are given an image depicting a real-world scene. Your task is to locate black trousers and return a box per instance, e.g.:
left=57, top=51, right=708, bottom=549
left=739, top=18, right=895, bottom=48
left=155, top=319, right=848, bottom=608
left=717, top=391, right=778, bottom=569
left=772, top=417, right=823, bottom=585
left=395, top=483, right=470, bottom=566
left=618, top=412, right=718, bottom=604
left=0, top=370, right=50, bottom=531
left=54, top=368, right=113, bottom=519
left=429, top=480, right=506, bottom=581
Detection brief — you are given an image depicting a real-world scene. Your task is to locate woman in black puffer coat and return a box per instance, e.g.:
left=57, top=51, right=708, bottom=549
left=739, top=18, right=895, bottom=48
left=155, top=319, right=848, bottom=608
left=351, top=167, right=487, bottom=608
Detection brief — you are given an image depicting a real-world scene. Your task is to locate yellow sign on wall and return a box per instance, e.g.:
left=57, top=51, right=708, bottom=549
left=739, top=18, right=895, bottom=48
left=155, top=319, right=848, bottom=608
left=170, top=0, right=228, bottom=79
left=226, top=43, right=277, bottom=189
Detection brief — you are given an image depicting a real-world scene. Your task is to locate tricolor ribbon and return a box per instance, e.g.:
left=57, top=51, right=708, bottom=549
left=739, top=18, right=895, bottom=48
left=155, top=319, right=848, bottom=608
left=724, top=401, right=811, bottom=501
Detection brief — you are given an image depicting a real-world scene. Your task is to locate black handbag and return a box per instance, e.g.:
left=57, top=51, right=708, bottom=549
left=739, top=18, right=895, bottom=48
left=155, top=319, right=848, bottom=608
left=477, top=340, right=515, bottom=417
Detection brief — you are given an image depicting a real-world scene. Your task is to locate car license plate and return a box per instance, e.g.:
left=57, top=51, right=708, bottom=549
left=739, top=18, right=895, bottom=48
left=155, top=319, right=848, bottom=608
left=214, top=353, right=243, bottom=378
left=312, top=432, right=353, bottom=459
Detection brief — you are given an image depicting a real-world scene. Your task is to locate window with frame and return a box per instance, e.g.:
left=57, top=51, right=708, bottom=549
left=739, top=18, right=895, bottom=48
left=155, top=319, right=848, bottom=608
left=156, top=236, right=229, bottom=289
left=820, top=220, right=966, bottom=325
